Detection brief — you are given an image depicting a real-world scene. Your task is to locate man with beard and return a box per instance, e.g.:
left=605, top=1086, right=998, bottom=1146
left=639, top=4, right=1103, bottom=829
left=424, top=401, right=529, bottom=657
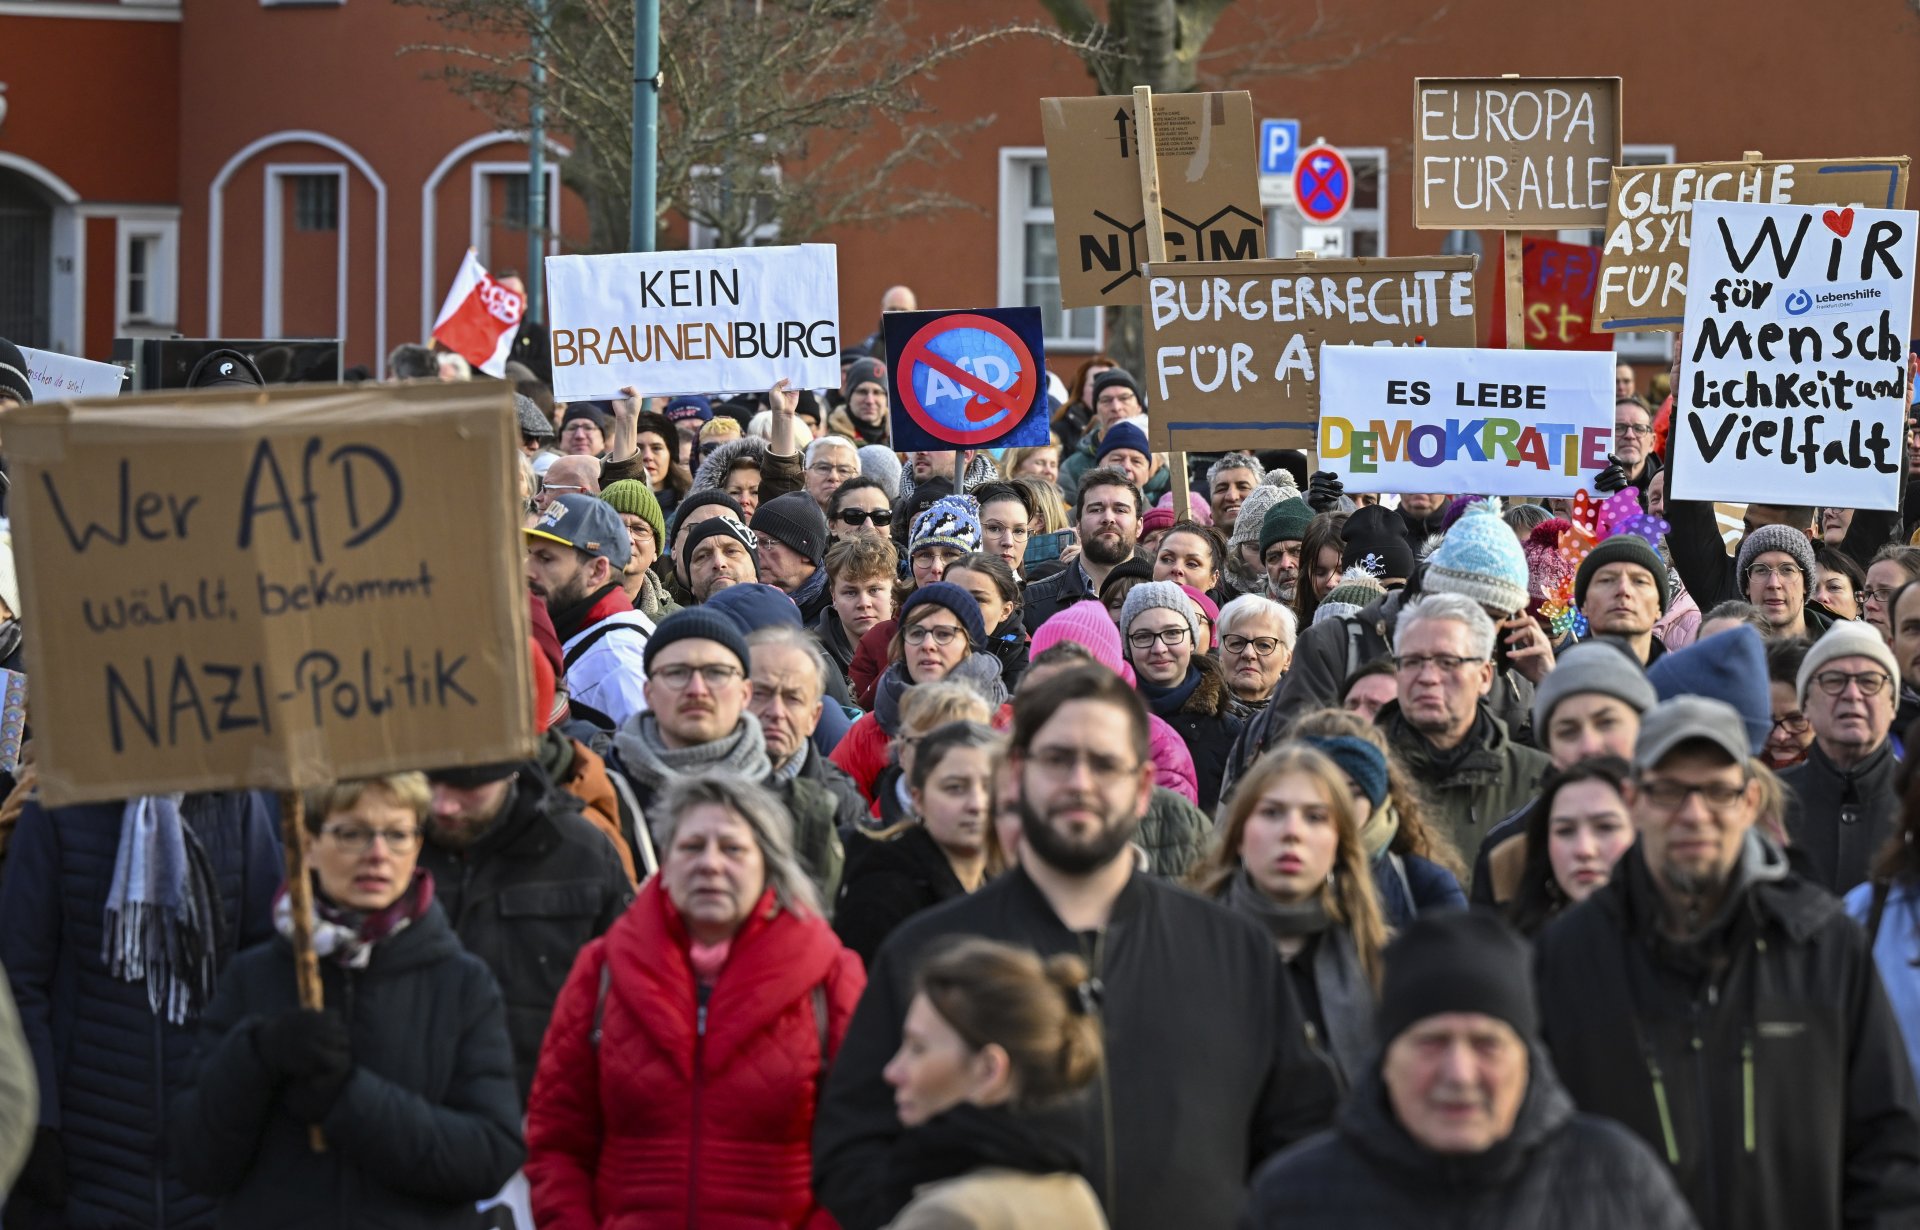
left=813, top=666, right=1337, bottom=1230
left=1021, top=467, right=1145, bottom=629
left=1260, top=496, right=1313, bottom=603
left=526, top=494, right=655, bottom=728
left=415, top=761, right=632, bottom=1099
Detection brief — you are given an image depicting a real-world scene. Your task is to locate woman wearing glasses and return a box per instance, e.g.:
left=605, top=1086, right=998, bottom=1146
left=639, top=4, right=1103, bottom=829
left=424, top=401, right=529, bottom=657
left=175, top=773, right=524, bottom=1228
left=1215, top=594, right=1297, bottom=714
left=832, top=584, right=1010, bottom=808
left=1121, top=581, right=1245, bottom=813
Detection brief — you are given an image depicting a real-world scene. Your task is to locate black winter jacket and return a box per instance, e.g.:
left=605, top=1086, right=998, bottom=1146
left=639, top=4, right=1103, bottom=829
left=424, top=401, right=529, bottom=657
left=794, top=742, right=872, bottom=836
left=1020, top=559, right=1101, bottom=632
left=812, top=866, right=1337, bottom=1230
left=1143, top=655, right=1244, bottom=814
left=173, top=902, right=525, bottom=1229
left=1239, top=1040, right=1699, bottom=1229
left=1780, top=739, right=1901, bottom=895
left=832, top=825, right=967, bottom=966
left=415, top=773, right=633, bottom=1100
left=1535, top=837, right=1920, bottom=1230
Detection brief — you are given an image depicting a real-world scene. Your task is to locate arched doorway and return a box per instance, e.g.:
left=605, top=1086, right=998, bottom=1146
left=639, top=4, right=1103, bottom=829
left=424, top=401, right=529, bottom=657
left=0, top=168, right=52, bottom=345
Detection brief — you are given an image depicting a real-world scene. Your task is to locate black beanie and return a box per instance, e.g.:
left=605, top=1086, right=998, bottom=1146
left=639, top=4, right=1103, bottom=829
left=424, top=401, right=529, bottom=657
left=425, top=761, right=523, bottom=789
left=751, top=491, right=831, bottom=567
left=1089, top=367, right=1142, bottom=406
left=680, top=517, right=759, bottom=575
left=1340, top=503, right=1416, bottom=582
left=1376, top=911, right=1538, bottom=1046
left=1575, top=535, right=1671, bottom=615
left=643, top=606, right=752, bottom=675
left=0, top=339, right=32, bottom=405
left=669, top=490, right=745, bottom=544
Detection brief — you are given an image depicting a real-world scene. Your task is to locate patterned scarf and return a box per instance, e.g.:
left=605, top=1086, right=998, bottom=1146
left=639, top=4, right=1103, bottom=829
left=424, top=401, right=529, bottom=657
left=102, top=794, right=223, bottom=1025
left=273, top=869, right=435, bottom=970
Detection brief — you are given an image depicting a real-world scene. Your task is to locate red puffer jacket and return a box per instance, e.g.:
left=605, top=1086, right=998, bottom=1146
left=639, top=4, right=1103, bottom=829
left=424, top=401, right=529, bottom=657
left=526, top=879, right=865, bottom=1229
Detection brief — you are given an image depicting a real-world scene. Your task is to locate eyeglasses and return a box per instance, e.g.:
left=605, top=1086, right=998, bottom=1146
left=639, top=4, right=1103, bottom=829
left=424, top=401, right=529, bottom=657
left=1222, top=634, right=1282, bottom=657
left=808, top=463, right=858, bottom=479
left=905, top=624, right=966, bottom=647
left=1745, top=563, right=1803, bottom=583
left=1811, top=669, right=1893, bottom=697
left=319, top=825, right=421, bottom=854
left=1027, top=745, right=1141, bottom=783
left=1635, top=778, right=1749, bottom=812
left=652, top=663, right=745, bottom=690
left=1127, top=626, right=1191, bottom=650
left=1864, top=585, right=1901, bottom=605
left=1612, top=422, right=1654, bottom=437
left=1771, top=712, right=1810, bottom=735
left=1393, top=652, right=1484, bottom=675
left=543, top=483, right=590, bottom=496
left=837, top=508, right=894, bottom=527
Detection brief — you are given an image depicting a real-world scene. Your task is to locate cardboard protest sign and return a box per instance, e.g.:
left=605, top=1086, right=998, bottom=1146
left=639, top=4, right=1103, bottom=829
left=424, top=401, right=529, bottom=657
left=1318, top=345, right=1614, bottom=496
left=1672, top=201, right=1917, bottom=511
left=1143, top=256, right=1479, bottom=452
left=1413, top=77, right=1621, bottom=229
left=19, top=346, right=124, bottom=399
left=882, top=308, right=1051, bottom=453
left=1594, top=157, right=1910, bottom=332
left=8, top=382, right=535, bottom=806
left=546, top=244, right=839, bottom=400
left=1041, top=92, right=1264, bottom=309
left=1487, top=239, right=1611, bottom=350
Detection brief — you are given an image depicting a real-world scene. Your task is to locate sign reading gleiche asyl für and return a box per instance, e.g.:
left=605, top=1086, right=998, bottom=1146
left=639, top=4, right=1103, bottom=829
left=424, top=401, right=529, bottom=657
left=8, top=382, right=535, bottom=806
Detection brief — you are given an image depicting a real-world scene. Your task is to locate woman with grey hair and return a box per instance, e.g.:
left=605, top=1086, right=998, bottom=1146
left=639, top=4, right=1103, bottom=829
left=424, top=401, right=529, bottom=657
left=526, top=772, right=864, bottom=1227
left=1217, top=593, right=1297, bottom=711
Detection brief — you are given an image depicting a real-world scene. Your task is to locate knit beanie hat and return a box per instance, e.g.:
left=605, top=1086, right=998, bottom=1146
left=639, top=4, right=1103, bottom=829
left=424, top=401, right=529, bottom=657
left=1179, top=585, right=1219, bottom=634
left=643, top=606, right=753, bottom=675
left=1797, top=620, right=1901, bottom=707
left=560, top=402, right=609, bottom=433
left=1141, top=506, right=1179, bottom=539
left=704, top=582, right=803, bottom=634
left=668, top=490, right=744, bottom=544
left=0, top=339, right=31, bottom=405
left=1090, top=368, right=1142, bottom=407
left=681, top=516, right=760, bottom=574
left=1030, top=601, right=1137, bottom=687
left=1576, top=535, right=1671, bottom=614
left=1260, top=497, right=1314, bottom=555
left=598, top=480, right=667, bottom=554
left=1121, top=580, right=1201, bottom=646
left=515, top=393, right=554, bottom=442
left=1423, top=500, right=1531, bottom=615
left=1735, top=523, right=1817, bottom=591
left=1156, top=490, right=1214, bottom=524
left=901, top=581, right=987, bottom=649
left=1377, top=911, right=1538, bottom=1046
left=1096, top=420, right=1152, bottom=465
left=1339, top=504, right=1415, bottom=581
left=1303, top=735, right=1390, bottom=809
left=910, top=495, right=982, bottom=557
left=1098, top=557, right=1155, bottom=607
left=844, top=356, right=887, bottom=399
left=1646, top=623, right=1771, bottom=753
left=752, top=491, right=831, bottom=567
left=1531, top=639, right=1658, bottom=736
left=634, top=410, right=678, bottom=451
left=1523, top=518, right=1574, bottom=603
left=1230, top=485, right=1288, bottom=554
left=859, top=444, right=903, bottom=500
left=1313, top=567, right=1389, bottom=627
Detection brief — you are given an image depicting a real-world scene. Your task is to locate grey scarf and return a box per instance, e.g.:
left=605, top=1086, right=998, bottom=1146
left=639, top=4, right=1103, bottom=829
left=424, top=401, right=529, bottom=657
left=1224, top=865, right=1374, bottom=1087
left=103, top=794, right=221, bottom=1025
left=613, top=710, right=771, bottom=793
left=1225, top=864, right=1331, bottom=939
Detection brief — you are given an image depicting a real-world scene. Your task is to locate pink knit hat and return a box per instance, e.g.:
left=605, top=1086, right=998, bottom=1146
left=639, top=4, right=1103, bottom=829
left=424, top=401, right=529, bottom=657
left=1154, top=490, right=1213, bottom=524
left=1179, top=584, right=1220, bottom=650
left=1029, top=600, right=1136, bottom=687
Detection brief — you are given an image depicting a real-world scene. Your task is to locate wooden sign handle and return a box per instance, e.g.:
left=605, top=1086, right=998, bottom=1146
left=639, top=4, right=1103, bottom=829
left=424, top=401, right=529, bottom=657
left=1131, top=85, right=1190, bottom=522
left=280, top=790, right=328, bottom=1153
left=1503, top=231, right=1525, bottom=350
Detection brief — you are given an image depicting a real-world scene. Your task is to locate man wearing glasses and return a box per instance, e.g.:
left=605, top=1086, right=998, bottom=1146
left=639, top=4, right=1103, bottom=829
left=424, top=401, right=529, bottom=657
left=1537, top=694, right=1920, bottom=1230
left=1733, top=525, right=1830, bottom=642
left=802, top=436, right=862, bottom=512
left=1595, top=395, right=1662, bottom=509
left=1779, top=622, right=1903, bottom=893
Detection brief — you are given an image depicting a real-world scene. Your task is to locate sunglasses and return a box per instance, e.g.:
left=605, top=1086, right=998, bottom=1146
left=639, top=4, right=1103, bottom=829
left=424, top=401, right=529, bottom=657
left=837, top=508, right=894, bottom=527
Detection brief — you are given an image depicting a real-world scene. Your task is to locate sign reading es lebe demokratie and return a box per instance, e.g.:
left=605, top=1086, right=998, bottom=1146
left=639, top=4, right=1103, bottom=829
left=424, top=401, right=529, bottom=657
left=8, top=382, right=535, bottom=806
left=1318, top=346, right=1614, bottom=497
left=1674, top=201, right=1917, bottom=511
left=1144, top=257, right=1479, bottom=452
left=882, top=308, right=1051, bottom=453
left=1413, top=77, right=1621, bottom=229
left=545, top=244, right=839, bottom=400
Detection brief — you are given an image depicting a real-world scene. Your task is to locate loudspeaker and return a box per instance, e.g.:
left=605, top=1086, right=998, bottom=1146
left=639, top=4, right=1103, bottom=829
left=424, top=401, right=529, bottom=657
left=111, top=337, right=342, bottom=392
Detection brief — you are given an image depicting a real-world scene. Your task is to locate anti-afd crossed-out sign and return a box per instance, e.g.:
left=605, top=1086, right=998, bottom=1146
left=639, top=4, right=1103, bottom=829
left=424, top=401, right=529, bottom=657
left=883, top=307, right=1052, bottom=452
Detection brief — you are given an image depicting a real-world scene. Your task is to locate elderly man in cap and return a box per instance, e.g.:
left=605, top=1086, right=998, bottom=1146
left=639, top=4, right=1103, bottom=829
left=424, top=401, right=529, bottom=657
left=1536, top=695, right=1920, bottom=1230
left=556, top=403, right=610, bottom=457
left=1242, top=911, right=1695, bottom=1229
left=525, top=493, right=655, bottom=729
left=1260, top=495, right=1314, bottom=603
left=751, top=490, right=833, bottom=622
left=1780, top=620, right=1904, bottom=893
left=681, top=515, right=761, bottom=604
left=516, top=392, right=557, bottom=460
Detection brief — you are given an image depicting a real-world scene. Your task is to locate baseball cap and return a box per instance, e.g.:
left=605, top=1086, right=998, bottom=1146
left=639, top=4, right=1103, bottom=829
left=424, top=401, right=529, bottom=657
left=524, top=493, right=632, bottom=570
left=1632, top=695, right=1749, bottom=774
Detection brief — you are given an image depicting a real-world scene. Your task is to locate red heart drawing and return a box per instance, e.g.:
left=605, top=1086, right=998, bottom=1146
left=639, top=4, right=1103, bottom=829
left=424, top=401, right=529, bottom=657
left=1824, top=207, right=1855, bottom=238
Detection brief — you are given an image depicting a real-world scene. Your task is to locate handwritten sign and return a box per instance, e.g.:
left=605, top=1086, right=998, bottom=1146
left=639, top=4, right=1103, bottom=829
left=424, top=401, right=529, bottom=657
left=1041, top=92, right=1264, bottom=309
left=1594, top=157, right=1910, bottom=332
left=1143, top=256, right=1479, bottom=452
left=1487, top=240, right=1612, bottom=351
left=1673, top=201, right=1917, bottom=511
left=545, top=244, right=840, bottom=400
left=8, top=382, right=535, bottom=805
left=1318, top=345, right=1614, bottom=496
left=1413, top=77, right=1621, bottom=229
left=19, top=346, right=124, bottom=400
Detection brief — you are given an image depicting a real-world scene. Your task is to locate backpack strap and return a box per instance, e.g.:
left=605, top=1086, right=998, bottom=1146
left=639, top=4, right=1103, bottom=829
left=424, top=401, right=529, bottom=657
left=563, top=617, right=645, bottom=670
left=591, top=960, right=612, bottom=1048
left=1343, top=615, right=1366, bottom=683
left=605, top=769, right=657, bottom=880
left=1387, top=852, right=1416, bottom=911
left=813, top=982, right=832, bottom=1081
left=1867, top=878, right=1894, bottom=946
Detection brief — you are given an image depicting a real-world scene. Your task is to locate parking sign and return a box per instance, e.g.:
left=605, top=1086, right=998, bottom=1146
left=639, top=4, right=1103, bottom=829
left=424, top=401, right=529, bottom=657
left=1259, top=119, right=1300, bottom=177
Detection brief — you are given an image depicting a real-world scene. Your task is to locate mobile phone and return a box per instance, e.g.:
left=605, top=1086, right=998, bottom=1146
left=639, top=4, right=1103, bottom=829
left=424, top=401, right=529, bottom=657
left=1025, top=530, right=1073, bottom=564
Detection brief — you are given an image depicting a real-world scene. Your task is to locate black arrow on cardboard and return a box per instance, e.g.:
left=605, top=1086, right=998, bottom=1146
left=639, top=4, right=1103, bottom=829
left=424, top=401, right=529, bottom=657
left=1113, top=107, right=1133, bottom=159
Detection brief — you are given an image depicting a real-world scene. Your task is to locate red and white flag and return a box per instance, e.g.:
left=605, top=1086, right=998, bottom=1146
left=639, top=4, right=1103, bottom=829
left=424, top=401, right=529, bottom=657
left=431, top=249, right=525, bottom=377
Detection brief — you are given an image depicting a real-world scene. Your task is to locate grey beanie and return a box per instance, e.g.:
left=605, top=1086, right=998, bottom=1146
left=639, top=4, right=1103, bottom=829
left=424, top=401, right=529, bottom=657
left=1734, top=524, right=1816, bottom=591
left=1531, top=638, right=1658, bottom=737
left=860, top=444, right=902, bottom=500
left=1229, top=485, right=1287, bottom=552
left=1120, top=580, right=1201, bottom=647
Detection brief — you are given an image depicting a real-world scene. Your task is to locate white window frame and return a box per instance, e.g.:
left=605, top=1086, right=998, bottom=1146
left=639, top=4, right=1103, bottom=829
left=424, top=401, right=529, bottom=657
left=112, top=208, right=179, bottom=334
left=262, top=164, right=348, bottom=340
left=1560, top=142, right=1676, bottom=361
left=996, top=147, right=1103, bottom=353
left=471, top=160, right=563, bottom=267
left=1266, top=146, right=1388, bottom=260
left=686, top=163, right=782, bottom=250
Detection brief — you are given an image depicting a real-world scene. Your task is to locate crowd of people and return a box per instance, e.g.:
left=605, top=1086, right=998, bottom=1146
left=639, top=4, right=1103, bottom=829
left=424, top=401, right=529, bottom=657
left=0, top=294, right=1916, bottom=1230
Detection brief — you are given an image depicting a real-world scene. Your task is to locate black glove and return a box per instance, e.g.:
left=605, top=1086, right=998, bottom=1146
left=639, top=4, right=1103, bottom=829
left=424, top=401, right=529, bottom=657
left=254, top=1009, right=352, bottom=1082
left=16, top=1125, right=67, bottom=1207
left=1593, top=459, right=1630, bottom=493
left=1306, top=470, right=1345, bottom=512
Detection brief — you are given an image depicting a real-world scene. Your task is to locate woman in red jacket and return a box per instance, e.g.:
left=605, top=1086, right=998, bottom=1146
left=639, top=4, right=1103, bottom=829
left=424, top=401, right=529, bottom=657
left=526, top=772, right=865, bottom=1229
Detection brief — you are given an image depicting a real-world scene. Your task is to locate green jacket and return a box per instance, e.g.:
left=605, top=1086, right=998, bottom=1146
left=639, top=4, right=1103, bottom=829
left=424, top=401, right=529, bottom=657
left=1378, top=702, right=1549, bottom=880
left=774, top=776, right=847, bottom=915
left=1138, top=786, right=1212, bottom=881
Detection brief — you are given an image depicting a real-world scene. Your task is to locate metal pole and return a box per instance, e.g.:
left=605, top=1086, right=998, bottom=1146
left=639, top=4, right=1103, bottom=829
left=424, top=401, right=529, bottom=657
left=526, top=0, right=547, bottom=321
left=631, top=0, right=660, bottom=252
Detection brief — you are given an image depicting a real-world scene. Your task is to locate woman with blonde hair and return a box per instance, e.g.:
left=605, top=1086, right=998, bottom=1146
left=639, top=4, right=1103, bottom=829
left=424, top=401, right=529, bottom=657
left=882, top=937, right=1107, bottom=1229
left=1001, top=440, right=1063, bottom=487
left=1193, top=745, right=1389, bottom=1090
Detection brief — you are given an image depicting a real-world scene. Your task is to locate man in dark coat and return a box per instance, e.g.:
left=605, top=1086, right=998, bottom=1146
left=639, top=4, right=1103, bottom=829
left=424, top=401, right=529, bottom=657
left=0, top=791, right=282, bottom=1229
left=1242, top=912, right=1695, bottom=1230
left=1536, top=695, right=1920, bottom=1230
left=415, top=760, right=632, bottom=1100
left=813, top=666, right=1336, bottom=1230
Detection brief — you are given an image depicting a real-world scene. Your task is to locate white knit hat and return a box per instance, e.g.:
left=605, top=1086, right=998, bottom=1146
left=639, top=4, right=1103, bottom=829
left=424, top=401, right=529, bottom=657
left=1797, top=619, right=1901, bottom=706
